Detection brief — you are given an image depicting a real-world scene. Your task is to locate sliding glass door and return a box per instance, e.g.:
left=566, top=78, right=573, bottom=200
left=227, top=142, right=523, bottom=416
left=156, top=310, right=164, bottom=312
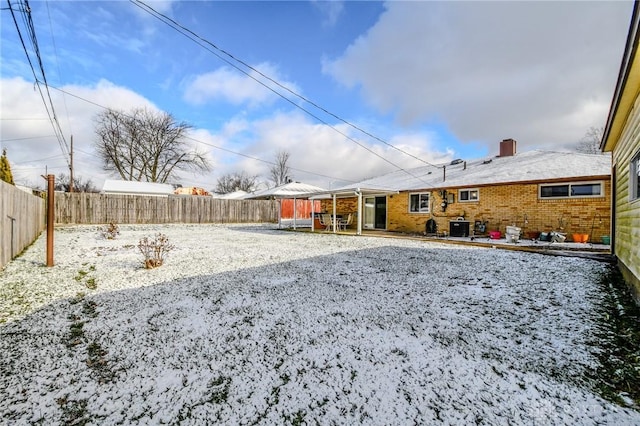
left=364, top=196, right=386, bottom=229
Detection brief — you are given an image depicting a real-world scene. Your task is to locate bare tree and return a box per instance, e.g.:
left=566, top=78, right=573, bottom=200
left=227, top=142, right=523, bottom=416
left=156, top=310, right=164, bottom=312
left=269, top=150, right=292, bottom=187
left=215, top=171, right=259, bottom=194
left=576, top=126, right=604, bottom=154
left=94, top=108, right=211, bottom=183
left=55, top=173, right=98, bottom=193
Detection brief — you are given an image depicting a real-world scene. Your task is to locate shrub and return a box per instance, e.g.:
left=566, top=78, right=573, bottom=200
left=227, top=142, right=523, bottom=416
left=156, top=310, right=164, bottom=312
left=101, top=222, right=119, bottom=240
left=138, top=233, right=175, bottom=269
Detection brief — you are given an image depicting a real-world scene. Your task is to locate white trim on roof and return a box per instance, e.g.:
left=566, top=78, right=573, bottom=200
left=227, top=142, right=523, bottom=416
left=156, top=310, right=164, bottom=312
left=308, top=186, right=398, bottom=199
left=211, top=190, right=248, bottom=199
left=248, top=182, right=327, bottom=199
left=101, top=179, right=174, bottom=196
left=348, top=150, right=611, bottom=193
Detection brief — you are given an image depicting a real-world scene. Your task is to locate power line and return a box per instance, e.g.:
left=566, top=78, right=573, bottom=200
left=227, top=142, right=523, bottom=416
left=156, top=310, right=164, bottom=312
left=6, top=0, right=70, bottom=166
left=41, top=82, right=369, bottom=187
left=0, top=117, right=50, bottom=120
left=130, top=0, right=441, bottom=184
left=6, top=1, right=437, bottom=190
left=45, top=0, right=73, bottom=134
left=1, top=135, right=55, bottom=142
left=131, top=0, right=438, bottom=168
left=12, top=153, right=67, bottom=164
left=21, top=1, right=69, bottom=157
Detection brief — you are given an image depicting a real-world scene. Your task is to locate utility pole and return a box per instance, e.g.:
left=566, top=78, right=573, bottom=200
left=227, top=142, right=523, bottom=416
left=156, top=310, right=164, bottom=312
left=69, top=134, right=74, bottom=193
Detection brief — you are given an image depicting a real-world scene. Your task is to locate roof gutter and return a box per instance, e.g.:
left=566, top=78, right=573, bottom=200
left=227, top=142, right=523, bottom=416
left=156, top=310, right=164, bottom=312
left=601, top=1, right=640, bottom=151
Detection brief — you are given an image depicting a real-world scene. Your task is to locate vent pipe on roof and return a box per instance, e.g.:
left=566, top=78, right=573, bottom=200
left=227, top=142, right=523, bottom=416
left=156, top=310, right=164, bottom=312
left=443, top=165, right=446, bottom=182
left=499, top=139, right=517, bottom=157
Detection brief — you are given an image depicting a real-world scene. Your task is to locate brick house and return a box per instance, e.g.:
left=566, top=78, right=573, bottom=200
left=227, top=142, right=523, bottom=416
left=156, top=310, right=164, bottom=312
left=601, top=1, right=640, bottom=302
left=313, top=139, right=611, bottom=242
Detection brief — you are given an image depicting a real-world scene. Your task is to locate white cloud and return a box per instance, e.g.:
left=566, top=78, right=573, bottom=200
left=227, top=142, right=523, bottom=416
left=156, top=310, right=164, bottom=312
left=216, top=111, right=452, bottom=189
left=1, top=77, right=450, bottom=192
left=312, top=0, right=345, bottom=27
left=182, top=63, right=301, bottom=108
left=0, top=77, right=157, bottom=188
left=324, top=1, right=632, bottom=150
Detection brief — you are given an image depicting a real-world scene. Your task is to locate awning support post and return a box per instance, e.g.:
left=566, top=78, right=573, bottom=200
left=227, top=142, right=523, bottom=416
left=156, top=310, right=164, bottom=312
left=356, top=190, right=362, bottom=235
left=311, top=202, right=315, bottom=232
left=332, top=193, right=337, bottom=233
left=293, top=197, right=297, bottom=230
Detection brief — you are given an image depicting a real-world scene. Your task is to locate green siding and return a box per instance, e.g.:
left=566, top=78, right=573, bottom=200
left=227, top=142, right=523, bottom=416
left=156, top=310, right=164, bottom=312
left=613, top=92, right=640, bottom=290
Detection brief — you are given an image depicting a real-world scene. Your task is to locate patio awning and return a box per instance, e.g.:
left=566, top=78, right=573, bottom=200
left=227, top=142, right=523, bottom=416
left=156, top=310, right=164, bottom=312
left=308, top=186, right=398, bottom=199
left=247, top=182, right=327, bottom=199
left=308, top=186, right=399, bottom=235
left=246, top=182, right=327, bottom=230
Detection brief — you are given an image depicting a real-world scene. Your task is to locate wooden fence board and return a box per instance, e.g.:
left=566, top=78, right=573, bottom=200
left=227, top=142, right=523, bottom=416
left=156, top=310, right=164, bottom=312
left=54, top=193, right=278, bottom=225
left=0, top=181, right=46, bottom=269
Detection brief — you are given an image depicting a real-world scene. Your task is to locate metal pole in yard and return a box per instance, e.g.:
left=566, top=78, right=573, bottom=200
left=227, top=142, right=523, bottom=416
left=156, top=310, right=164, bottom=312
left=46, top=174, right=55, bottom=266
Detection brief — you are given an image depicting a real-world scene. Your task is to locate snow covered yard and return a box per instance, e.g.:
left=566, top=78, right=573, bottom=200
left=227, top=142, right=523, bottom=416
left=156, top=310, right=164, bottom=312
left=1, top=224, right=639, bottom=425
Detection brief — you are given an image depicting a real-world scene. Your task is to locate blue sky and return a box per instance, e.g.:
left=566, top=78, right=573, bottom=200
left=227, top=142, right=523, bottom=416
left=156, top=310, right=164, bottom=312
left=0, top=1, right=634, bottom=190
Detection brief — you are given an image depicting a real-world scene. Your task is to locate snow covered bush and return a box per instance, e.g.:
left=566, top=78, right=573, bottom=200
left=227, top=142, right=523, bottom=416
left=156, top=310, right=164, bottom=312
left=100, top=222, right=119, bottom=240
left=137, top=233, right=175, bottom=269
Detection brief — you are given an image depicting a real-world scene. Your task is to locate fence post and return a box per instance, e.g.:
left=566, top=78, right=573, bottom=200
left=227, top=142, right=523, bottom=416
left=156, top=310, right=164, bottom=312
left=7, top=215, right=15, bottom=258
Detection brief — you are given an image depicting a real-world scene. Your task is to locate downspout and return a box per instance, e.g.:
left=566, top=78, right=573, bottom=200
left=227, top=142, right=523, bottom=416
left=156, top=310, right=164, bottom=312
left=355, top=189, right=362, bottom=235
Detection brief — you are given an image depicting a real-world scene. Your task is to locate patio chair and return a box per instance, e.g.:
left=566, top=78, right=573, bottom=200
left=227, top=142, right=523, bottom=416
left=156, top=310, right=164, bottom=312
left=320, top=213, right=333, bottom=231
left=339, top=213, right=353, bottom=231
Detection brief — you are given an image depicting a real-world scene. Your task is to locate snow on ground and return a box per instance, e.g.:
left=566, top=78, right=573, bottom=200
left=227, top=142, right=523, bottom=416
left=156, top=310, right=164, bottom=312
left=0, top=224, right=638, bottom=425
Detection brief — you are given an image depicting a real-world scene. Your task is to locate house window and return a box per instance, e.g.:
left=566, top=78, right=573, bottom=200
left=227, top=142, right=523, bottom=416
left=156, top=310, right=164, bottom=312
left=632, top=150, right=640, bottom=201
left=539, top=181, right=603, bottom=199
left=458, top=188, right=479, bottom=202
left=409, top=192, right=430, bottom=213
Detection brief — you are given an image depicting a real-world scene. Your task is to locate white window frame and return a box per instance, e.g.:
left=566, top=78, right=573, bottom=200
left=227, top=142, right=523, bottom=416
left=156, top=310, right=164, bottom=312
left=631, top=150, right=640, bottom=201
left=538, top=181, right=604, bottom=199
left=408, top=192, right=430, bottom=213
left=458, top=188, right=479, bottom=202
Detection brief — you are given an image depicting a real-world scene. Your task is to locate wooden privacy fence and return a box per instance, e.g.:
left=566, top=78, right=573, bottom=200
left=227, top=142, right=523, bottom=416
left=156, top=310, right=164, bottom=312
left=0, top=180, right=46, bottom=269
left=54, top=193, right=279, bottom=225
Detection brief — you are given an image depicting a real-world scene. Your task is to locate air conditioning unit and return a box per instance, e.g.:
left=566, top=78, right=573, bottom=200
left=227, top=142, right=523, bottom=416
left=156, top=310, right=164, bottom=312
left=449, top=220, right=470, bottom=237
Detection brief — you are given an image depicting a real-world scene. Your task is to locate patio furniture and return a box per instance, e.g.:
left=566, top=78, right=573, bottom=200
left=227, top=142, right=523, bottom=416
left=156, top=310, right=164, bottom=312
left=319, top=214, right=333, bottom=231
left=339, top=213, right=353, bottom=231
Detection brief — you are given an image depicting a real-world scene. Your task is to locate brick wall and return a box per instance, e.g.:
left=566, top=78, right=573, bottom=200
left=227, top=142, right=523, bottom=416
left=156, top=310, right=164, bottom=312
left=321, top=179, right=611, bottom=241
left=391, top=181, right=611, bottom=241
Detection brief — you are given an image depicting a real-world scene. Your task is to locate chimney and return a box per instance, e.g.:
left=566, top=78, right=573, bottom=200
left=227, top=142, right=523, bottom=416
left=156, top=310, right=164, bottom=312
left=499, top=138, right=517, bottom=157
